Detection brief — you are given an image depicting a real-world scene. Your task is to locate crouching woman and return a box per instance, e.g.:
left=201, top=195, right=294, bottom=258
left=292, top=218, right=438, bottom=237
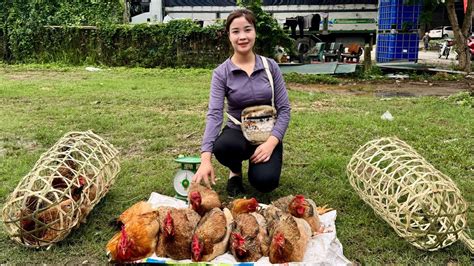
left=192, top=8, right=291, bottom=196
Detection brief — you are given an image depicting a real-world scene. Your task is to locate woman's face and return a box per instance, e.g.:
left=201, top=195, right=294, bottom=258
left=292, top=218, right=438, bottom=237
left=228, top=16, right=256, bottom=56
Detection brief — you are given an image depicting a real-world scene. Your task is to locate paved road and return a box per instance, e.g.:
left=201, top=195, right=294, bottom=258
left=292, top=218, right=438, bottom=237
left=368, top=41, right=460, bottom=67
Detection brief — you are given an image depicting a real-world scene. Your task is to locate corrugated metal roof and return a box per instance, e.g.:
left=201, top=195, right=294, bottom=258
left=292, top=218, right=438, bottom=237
left=164, top=0, right=377, bottom=7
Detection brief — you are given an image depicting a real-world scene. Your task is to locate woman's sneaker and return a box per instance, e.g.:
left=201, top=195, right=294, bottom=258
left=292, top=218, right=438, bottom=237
left=226, top=176, right=245, bottom=196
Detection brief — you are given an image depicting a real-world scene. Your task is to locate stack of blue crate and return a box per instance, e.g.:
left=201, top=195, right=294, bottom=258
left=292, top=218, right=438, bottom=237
left=376, top=0, right=422, bottom=63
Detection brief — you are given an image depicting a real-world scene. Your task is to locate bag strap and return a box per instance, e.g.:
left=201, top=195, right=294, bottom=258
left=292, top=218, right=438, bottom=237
left=226, top=56, right=275, bottom=125
left=226, top=111, right=242, bottom=125
left=260, top=55, right=275, bottom=108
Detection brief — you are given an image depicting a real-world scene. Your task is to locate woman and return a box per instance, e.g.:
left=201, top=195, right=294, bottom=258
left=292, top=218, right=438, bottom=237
left=192, top=9, right=291, bottom=196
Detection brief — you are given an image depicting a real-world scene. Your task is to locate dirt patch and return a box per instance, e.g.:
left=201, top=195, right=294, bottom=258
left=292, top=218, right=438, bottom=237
left=288, top=80, right=473, bottom=97
left=0, top=137, right=39, bottom=157
left=120, top=139, right=150, bottom=159
left=2, top=70, right=86, bottom=81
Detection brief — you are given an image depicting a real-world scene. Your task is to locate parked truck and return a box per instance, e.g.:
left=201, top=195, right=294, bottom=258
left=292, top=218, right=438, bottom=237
left=127, top=0, right=377, bottom=49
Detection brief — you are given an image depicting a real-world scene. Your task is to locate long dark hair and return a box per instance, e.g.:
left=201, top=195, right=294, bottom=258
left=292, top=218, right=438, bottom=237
left=225, top=9, right=256, bottom=33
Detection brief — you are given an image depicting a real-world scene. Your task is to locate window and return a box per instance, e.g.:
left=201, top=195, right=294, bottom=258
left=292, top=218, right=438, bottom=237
left=130, top=0, right=150, bottom=17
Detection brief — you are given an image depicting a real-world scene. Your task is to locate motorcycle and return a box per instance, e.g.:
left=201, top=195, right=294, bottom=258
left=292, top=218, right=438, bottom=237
left=454, top=36, right=474, bottom=60
left=438, top=39, right=455, bottom=59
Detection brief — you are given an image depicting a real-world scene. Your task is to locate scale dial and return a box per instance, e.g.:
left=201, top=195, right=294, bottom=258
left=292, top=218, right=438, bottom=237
left=173, top=169, right=194, bottom=197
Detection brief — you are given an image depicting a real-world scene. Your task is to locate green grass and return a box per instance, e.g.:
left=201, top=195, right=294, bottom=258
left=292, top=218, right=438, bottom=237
left=0, top=65, right=472, bottom=263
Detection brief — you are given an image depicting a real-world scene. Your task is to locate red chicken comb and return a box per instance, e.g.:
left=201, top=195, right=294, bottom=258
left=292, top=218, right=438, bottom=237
left=191, top=234, right=203, bottom=261
left=189, top=191, right=202, bottom=211
left=164, top=211, right=175, bottom=237
left=273, top=232, right=285, bottom=248
left=190, top=191, right=201, bottom=203
left=247, top=198, right=259, bottom=212
left=231, top=232, right=245, bottom=246
left=231, top=232, right=247, bottom=257
left=118, top=225, right=130, bottom=257
left=76, top=175, right=86, bottom=186
left=294, top=194, right=306, bottom=202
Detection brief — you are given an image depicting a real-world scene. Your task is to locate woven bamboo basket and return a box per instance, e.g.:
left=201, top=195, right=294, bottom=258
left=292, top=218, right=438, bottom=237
left=1, top=130, right=120, bottom=248
left=347, top=137, right=472, bottom=252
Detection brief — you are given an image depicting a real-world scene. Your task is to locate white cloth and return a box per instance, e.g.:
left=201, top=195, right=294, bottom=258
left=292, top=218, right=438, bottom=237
left=144, top=192, right=351, bottom=265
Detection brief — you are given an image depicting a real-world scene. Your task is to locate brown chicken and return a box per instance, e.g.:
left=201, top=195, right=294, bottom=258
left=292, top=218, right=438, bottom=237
left=76, top=173, right=100, bottom=223
left=17, top=209, right=45, bottom=244
left=51, top=159, right=78, bottom=189
left=229, top=212, right=269, bottom=262
left=154, top=206, right=174, bottom=257
left=266, top=212, right=311, bottom=263
left=191, top=207, right=233, bottom=262
left=155, top=207, right=201, bottom=260
left=35, top=199, right=76, bottom=242
left=188, top=183, right=221, bottom=216
left=228, top=197, right=259, bottom=217
left=113, top=201, right=155, bottom=228
left=106, top=210, right=160, bottom=262
left=272, top=194, right=323, bottom=235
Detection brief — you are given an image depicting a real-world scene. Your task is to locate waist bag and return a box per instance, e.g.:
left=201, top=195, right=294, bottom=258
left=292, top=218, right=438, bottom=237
left=226, top=56, right=276, bottom=145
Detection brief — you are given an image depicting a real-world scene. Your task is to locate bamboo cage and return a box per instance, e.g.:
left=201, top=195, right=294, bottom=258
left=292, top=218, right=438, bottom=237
left=1, top=130, right=120, bottom=248
left=347, top=137, right=472, bottom=252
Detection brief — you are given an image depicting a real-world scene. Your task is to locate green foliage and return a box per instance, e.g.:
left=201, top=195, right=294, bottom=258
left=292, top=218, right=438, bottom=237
left=355, top=65, right=385, bottom=80
left=283, top=72, right=339, bottom=85
left=2, top=20, right=229, bottom=67
left=448, top=91, right=473, bottom=107
left=0, top=0, right=229, bottom=67
left=419, top=0, right=442, bottom=29
left=2, top=0, right=123, bottom=63
left=237, top=0, right=294, bottom=57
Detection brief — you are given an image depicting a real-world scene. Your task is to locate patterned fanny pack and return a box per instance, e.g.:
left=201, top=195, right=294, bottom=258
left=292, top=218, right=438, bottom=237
left=227, top=56, right=276, bottom=145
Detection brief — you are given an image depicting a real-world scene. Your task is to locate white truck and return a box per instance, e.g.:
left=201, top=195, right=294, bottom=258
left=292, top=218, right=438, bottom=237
left=128, top=0, right=378, bottom=49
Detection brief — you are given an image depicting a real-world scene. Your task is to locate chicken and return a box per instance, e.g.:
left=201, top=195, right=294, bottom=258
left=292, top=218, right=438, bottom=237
left=76, top=173, right=100, bottom=223
left=51, top=160, right=78, bottom=189
left=36, top=199, right=75, bottom=242
left=111, top=201, right=155, bottom=229
left=24, top=194, right=42, bottom=212
left=154, top=206, right=175, bottom=257
left=260, top=205, right=284, bottom=238
left=228, top=197, right=259, bottom=217
left=17, top=209, right=45, bottom=244
left=106, top=210, right=160, bottom=262
left=191, top=207, right=233, bottom=262
left=155, top=207, right=201, bottom=260
left=267, top=213, right=311, bottom=263
left=188, top=182, right=221, bottom=216
left=70, top=175, right=87, bottom=201
left=272, top=195, right=322, bottom=235
left=229, top=212, right=269, bottom=262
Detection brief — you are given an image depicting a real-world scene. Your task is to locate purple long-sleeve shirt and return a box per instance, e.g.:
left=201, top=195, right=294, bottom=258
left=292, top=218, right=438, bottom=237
left=201, top=55, right=291, bottom=153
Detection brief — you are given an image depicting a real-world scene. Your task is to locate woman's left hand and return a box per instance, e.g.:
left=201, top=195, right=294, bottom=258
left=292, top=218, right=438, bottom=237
left=250, top=136, right=279, bottom=164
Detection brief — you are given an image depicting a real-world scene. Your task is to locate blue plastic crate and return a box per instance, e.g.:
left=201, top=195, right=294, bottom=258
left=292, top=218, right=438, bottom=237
left=376, top=33, right=419, bottom=62
left=378, top=0, right=422, bottom=31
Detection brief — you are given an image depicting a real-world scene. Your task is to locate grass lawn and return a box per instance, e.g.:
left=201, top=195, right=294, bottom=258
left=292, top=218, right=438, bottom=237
left=0, top=65, right=472, bottom=263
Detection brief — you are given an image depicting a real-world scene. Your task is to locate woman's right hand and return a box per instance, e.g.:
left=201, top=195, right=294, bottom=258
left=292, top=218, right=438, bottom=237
left=192, top=152, right=216, bottom=187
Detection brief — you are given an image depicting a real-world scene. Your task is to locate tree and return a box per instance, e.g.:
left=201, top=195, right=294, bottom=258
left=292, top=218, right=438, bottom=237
left=237, top=0, right=293, bottom=57
left=123, top=0, right=131, bottom=23
left=445, top=0, right=472, bottom=72
left=419, top=0, right=441, bottom=33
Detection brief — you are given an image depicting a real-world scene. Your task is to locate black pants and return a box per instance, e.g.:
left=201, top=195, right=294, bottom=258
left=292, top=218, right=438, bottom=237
left=213, top=126, right=283, bottom=193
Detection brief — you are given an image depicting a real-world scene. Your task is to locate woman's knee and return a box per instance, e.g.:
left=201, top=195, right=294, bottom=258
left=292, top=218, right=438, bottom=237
left=249, top=172, right=280, bottom=193
left=213, top=139, right=243, bottom=161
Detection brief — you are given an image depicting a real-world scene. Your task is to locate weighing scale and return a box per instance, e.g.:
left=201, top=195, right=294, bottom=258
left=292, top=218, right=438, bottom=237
left=173, top=155, right=200, bottom=201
